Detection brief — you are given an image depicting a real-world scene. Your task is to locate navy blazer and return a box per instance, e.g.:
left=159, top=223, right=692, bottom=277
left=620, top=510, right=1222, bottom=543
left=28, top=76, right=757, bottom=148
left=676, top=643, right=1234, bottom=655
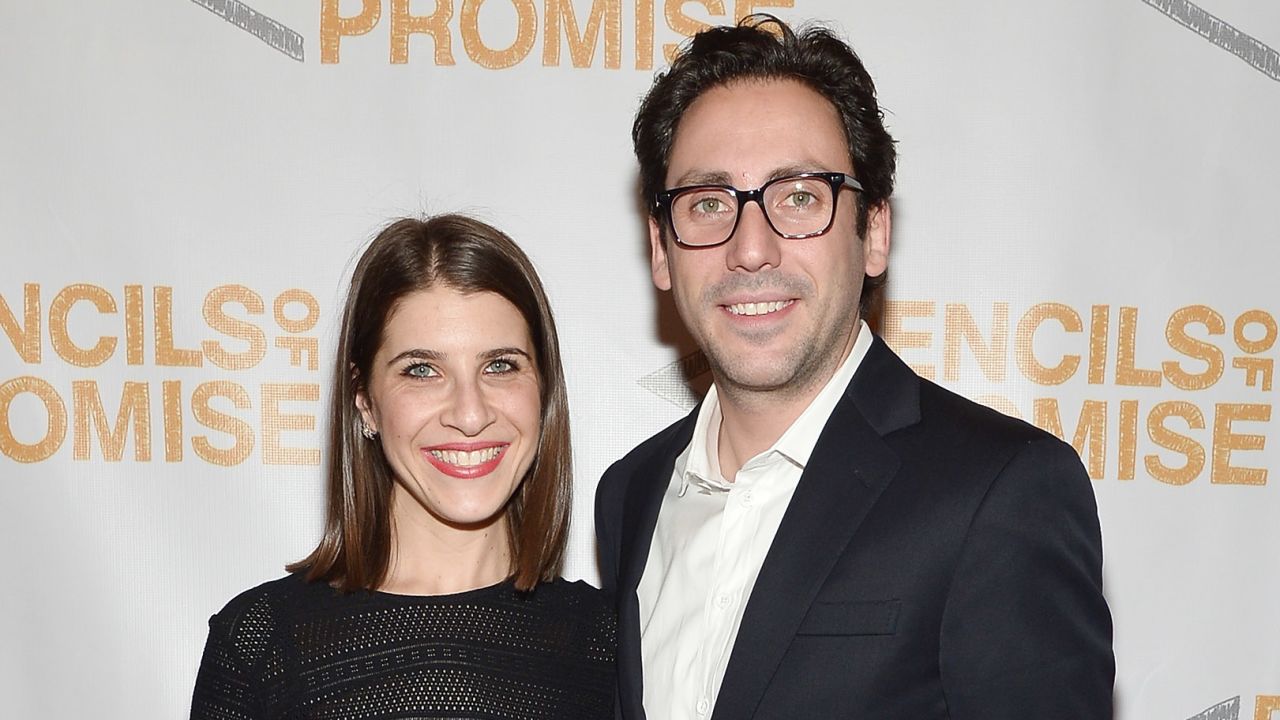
left=595, top=335, right=1114, bottom=719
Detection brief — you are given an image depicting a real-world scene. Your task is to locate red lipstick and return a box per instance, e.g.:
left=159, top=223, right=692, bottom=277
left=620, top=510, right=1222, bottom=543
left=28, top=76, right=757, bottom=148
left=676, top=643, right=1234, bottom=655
left=421, top=442, right=508, bottom=479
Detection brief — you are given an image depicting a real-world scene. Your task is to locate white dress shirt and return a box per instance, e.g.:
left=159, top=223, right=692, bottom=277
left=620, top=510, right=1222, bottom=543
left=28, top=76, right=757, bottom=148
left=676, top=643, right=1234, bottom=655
left=637, top=321, right=875, bottom=720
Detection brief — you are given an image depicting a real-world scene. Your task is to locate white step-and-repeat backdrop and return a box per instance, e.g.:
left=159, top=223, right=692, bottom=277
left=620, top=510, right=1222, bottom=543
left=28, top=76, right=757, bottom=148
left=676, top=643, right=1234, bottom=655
left=2, top=1, right=1277, bottom=717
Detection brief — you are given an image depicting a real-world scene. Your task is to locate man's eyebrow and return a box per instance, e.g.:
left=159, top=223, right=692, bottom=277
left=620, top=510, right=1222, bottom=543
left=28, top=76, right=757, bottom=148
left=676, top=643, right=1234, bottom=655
left=670, top=169, right=734, bottom=187
left=670, top=164, right=835, bottom=189
left=765, top=164, right=827, bottom=183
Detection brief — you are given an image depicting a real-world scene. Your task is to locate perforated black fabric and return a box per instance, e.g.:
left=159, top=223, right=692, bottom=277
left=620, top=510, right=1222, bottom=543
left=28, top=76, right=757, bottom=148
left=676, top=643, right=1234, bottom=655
left=190, top=574, right=616, bottom=719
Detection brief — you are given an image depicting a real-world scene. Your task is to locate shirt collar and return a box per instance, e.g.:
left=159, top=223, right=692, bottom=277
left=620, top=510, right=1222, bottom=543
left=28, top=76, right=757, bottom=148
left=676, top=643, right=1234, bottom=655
left=674, top=320, right=875, bottom=496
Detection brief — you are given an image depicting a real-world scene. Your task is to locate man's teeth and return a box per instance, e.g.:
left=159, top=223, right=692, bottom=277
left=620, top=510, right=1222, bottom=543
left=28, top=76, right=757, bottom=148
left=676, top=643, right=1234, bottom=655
left=727, top=300, right=793, bottom=316
left=430, top=447, right=503, bottom=467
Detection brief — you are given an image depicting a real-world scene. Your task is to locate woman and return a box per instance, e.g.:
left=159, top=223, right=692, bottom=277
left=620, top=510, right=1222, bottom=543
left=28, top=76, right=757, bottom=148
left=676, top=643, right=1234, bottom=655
left=190, top=215, right=615, bottom=719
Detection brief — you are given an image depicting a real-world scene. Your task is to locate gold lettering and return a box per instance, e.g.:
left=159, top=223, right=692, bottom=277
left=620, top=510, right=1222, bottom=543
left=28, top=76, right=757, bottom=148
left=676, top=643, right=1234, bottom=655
left=1118, top=399, right=1138, bottom=481
left=262, top=383, right=321, bottom=466
left=163, top=380, right=183, bottom=462
left=635, top=0, right=654, bottom=69
left=0, top=283, right=40, bottom=363
left=882, top=300, right=935, bottom=379
left=1115, top=306, right=1160, bottom=387
left=321, top=0, right=381, bottom=64
left=275, top=336, right=320, bottom=371
left=1015, top=302, right=1081, bottom=386
left=203, top=285, right=267, bottom=371
left=72, top=380, right=151, bottom=462
left=943, top=302, right=1008, bottom=382
left=392, top=0, right=456, bottom=64
left=0, top=376, right=66, bottom=463
left=461, top=0, right=538, bottom=69
left=154, top=287, right=202, bottom=367
left=124, top=284, right=144, bottom=365
left=1234, top=310, right=1277, bottom=391
left=1088, top=304, right=1109, bottom=384
left=1233, top=355, right=1274, bottom=391
left=733, top=0, right=792, bottom=22
left=664, top=0, right=726, bottom=62
left=1234, top=309, right=1278, bottom=354
left=1145, top=401, right=1205, bottom=485
left=192, top=381, right=254, bottom=466
left=1255, top=696, right=1280, bottom=720
left=1033, top=398, right=1106, bottom=479
left=1211, top=403, right=1270, bottom=486
left=49, top=284, right=117, bottom=367
left=1163, top=305, right=1224, bottom=391
left=273, top=289, right=321, bottom=334
left=543, top=0, right=621, bottom=68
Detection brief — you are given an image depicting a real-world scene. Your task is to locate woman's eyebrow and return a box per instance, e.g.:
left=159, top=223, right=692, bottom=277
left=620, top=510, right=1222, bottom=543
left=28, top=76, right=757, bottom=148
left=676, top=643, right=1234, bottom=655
left=479, top=347, right=533, bottom=361
left=386, top=348, right=444, bottom=366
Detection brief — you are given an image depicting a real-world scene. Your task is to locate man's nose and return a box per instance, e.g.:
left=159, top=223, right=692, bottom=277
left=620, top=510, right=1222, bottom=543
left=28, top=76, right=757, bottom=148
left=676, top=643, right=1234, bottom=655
left=724, top=200, right=783, bottom=273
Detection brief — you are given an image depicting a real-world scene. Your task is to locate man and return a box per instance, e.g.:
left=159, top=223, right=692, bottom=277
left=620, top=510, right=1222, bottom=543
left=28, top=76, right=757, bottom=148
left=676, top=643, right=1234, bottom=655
left=595, top=15, right=1114, bottom=720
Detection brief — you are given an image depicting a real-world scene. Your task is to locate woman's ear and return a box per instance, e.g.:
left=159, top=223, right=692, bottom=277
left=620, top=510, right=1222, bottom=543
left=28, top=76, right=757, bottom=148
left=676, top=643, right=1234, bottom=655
left=352, top=365, right=377, bottom=434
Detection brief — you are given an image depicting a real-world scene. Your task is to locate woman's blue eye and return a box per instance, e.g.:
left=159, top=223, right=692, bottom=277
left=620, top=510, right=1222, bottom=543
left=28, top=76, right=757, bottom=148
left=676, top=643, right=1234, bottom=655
left=485, top=358, right=517, bottom=374
left=404, top=363, right=437, bottom=378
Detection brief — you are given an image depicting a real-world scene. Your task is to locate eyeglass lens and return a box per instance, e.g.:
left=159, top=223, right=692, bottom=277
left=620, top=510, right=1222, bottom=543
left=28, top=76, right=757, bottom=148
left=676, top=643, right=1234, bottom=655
left=669, top=176, right=838, bottom=246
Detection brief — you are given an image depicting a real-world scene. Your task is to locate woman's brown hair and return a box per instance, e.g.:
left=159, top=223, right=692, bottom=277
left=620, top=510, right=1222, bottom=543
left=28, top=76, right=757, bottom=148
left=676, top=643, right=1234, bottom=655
left=288, top=215, right=572, bottom=592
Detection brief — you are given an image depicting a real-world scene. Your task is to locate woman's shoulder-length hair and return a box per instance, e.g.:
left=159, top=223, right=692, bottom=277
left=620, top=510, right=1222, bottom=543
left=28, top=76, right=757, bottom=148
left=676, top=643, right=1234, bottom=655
left=289, top=214, right=572, bottom=593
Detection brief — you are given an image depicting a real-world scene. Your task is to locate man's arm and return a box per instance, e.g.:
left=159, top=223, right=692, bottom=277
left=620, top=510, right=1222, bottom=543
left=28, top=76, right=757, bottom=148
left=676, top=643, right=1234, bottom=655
left=939, top=436, right=1115, bottom=719
left=594, top=463, right=625, bottom=595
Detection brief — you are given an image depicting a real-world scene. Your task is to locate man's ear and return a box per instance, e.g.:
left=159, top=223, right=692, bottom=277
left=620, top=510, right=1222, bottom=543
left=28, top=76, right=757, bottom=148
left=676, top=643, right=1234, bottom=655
left=649, top=216, right=672, bottom=291
left=863, top=201, right=891, bottom=278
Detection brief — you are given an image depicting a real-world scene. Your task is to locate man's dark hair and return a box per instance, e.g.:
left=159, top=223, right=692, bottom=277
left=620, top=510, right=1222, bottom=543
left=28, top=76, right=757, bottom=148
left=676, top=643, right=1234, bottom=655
left=632, top=15, right=896, bottom=321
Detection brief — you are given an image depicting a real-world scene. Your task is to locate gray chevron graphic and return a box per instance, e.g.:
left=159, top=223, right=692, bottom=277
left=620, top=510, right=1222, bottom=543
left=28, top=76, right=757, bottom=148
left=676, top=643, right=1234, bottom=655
left=190, top=0, right=304, bottom=61
left=638, top=350, right=710, bottom=411
left=1185, top=696, right=1240, bottom=720
left=1141, top=0, right=1279, bottom=82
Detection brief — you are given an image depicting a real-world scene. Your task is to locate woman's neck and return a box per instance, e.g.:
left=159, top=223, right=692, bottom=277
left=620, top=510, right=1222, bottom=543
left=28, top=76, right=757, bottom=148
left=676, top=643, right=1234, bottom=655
left=379, top=489, right=511, bottom=596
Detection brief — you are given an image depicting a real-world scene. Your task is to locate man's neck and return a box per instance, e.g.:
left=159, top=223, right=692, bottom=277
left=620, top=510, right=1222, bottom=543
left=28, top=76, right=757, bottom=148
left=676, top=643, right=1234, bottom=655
left=713, top=325, right=862, bottom=479
left=715, top=387, right=814, bottom=480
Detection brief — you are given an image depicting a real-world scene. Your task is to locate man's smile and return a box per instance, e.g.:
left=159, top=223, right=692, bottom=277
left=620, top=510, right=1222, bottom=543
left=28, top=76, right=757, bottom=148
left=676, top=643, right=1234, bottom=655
left=724, top=299, right=796, bottom=317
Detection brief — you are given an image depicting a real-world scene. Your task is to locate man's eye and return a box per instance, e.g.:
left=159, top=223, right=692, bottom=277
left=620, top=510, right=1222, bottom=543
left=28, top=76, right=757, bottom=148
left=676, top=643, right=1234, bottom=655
left=781, top=190, right=817, bottom=209
left=404, top=363, right=437, bottom=378
left=694, top=197, right=725, bottom=214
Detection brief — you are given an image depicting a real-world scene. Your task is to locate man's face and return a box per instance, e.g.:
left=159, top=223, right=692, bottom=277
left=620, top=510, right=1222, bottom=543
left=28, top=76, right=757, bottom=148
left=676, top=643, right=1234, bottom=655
left=649, top=79, right=889, bottom=400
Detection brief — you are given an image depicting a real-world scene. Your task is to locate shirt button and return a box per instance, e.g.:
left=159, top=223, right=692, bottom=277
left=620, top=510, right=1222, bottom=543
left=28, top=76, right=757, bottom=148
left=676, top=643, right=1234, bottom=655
left=740, top=490, right=754, bottom=506
left=715, top=593, right=732, bottom=609
left=696, top=698, right=710, bottom=715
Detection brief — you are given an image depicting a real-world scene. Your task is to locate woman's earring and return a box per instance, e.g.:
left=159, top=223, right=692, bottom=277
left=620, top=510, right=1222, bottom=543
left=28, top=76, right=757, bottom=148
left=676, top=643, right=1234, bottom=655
left=360, top=421, right=378, bottom=440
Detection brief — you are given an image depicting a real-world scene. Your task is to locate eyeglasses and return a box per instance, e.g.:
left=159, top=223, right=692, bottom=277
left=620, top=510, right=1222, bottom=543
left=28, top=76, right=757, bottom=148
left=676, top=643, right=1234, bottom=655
left=654, top=172, right=863, bottom=248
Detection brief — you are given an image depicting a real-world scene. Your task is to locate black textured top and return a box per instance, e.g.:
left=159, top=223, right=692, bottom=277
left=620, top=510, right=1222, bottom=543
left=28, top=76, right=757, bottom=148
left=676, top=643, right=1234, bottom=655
left=190, top=574, right=616, bottom=719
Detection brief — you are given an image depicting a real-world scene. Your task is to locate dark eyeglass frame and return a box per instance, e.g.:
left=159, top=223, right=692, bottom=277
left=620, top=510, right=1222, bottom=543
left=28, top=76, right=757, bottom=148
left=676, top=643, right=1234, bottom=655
left=654, top=171, right=864, bottom=248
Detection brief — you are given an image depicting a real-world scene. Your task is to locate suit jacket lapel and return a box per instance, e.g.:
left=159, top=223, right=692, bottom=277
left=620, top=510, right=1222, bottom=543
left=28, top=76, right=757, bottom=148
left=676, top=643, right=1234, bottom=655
left=616, top=407, right=699, bottom=720
left=710, top=336, right=921, bottom=719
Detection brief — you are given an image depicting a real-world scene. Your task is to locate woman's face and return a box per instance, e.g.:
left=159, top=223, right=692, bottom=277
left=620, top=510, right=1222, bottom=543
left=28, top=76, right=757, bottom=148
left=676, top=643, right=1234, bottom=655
left=357, top=286, right=541, bottom=532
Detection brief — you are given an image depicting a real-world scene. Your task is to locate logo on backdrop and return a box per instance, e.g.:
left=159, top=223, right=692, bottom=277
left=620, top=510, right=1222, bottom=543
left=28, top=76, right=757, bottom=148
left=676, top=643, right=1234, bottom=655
left=190, top=0, right=305, bottom=61
left=188, top=0, right=804, bottom=69
left=1184, top=695, right=1280, bottom=720
left=641, top=300, right=1277, bottom=487
left=316, top=0, right=798, bottom=68
left=188, top=0, right=1280, bottom=80
left=1140, top=0, right=1280, bottom=82
left=0, top=283, right=322, bottom=467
